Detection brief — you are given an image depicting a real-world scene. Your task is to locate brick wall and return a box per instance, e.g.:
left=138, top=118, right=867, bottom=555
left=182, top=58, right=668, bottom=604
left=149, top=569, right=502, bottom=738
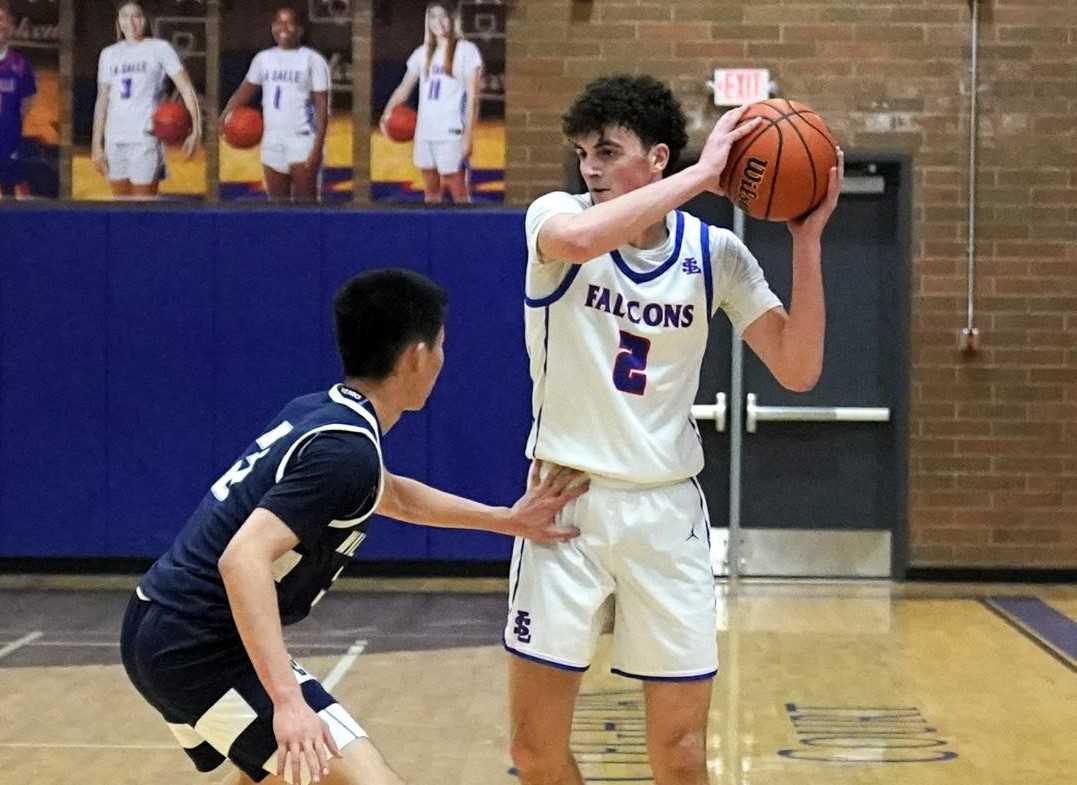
left=504, top=0, right=1077, bottom=569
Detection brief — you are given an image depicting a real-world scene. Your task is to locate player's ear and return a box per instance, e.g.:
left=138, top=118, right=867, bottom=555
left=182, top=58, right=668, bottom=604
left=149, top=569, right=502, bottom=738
left=650, top=143, right=670, bottom=174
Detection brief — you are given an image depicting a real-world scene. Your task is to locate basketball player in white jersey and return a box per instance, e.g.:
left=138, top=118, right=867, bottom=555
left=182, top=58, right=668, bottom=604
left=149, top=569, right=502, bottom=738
left=91, top=2, right=202, bottom=199
left=506, top=75, right=844, bottom=785
left=221, top=7, right=330, bottom=202
left=379, top=1, right=482, bottom=204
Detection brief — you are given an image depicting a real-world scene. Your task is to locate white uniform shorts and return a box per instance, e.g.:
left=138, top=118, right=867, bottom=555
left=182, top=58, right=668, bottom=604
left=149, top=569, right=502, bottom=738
left=413, top=137, right=466, bottom=175
left=504, top=475, right=718, bottom=681
left=107, top=138, right=165, bottom=185
left=261, top=130, right=316, bottom=174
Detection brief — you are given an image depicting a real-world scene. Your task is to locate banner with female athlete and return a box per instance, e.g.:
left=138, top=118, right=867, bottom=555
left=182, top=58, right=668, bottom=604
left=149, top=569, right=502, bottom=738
left=219, top=0, right=353, bottom=203
left=372, top=0, right=505, bottom=204
left=0, top=0, right=59, bottom=199
left=72, top=1, right=208, bottom=201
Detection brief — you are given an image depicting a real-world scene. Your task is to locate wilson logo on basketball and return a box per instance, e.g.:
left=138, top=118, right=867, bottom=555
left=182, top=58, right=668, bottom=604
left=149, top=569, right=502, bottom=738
left=735, top=157, right=768, bottom=213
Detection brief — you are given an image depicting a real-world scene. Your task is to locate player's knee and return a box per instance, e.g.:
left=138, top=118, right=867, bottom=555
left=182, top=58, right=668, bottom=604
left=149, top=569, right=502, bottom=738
left=510, top=734, right=573, bottom=780
left=650, top=728, right=707, bottom=780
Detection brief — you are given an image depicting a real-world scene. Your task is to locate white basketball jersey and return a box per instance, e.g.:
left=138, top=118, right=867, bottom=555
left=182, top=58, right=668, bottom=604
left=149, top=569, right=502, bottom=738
left=246, top=47, right=330, bottom=136
left=98, top=38, right=183, bottom=143
left=524, top=191, right=783, bottom=485
left=406, top=40, right=482, bottom=142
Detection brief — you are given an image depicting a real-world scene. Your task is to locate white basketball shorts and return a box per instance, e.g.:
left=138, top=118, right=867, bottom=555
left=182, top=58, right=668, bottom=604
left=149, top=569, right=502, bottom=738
left=504, top=474, right=718, bottom=680
left=413, top=137, right=466, bottom=175
left=261, top=130, right=316, bottom=174
left=107, top=138, right=165, bottom=185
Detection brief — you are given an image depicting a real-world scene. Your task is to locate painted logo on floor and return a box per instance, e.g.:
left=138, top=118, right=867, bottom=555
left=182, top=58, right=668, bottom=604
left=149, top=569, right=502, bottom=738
left=779, top=703, right=957, bottom=763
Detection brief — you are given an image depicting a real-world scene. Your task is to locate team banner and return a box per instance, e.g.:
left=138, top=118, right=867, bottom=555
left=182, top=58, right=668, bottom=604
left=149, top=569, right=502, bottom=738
left=371, top=0, right=505, bottom=205
left=219, top=0, right=353, bottom=202
left=72, top=1, right=208, bottom=201
left=1, top=0, right=59, bottom=199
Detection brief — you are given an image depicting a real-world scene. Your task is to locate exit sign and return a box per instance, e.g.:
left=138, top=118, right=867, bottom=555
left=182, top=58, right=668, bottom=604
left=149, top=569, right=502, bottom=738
left=711, top=68, right=770, bottom=106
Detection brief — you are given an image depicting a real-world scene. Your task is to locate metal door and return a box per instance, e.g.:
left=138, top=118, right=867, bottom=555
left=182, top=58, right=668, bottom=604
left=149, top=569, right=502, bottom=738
left=690, top=156, right=911, bottom=577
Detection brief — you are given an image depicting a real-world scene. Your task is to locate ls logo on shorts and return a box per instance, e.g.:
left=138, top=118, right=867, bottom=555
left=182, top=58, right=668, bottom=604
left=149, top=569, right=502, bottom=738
left=513, top=610, right=533, bottom=643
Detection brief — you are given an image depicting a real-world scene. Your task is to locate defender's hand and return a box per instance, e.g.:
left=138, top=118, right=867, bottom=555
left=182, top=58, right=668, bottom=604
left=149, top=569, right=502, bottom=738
left=504, top=461, right=588, bottom=544
left=273, top=695, right=341, bottom=784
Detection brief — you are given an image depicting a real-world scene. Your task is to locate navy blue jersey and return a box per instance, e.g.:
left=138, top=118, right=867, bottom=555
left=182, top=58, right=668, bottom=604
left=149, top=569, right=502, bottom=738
left=140, top=384, right=384, bottom=628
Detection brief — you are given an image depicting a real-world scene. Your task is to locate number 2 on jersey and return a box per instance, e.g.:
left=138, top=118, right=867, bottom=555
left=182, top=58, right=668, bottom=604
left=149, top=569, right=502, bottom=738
left=120, top=77, right=133, bottom=100
left=612, top=330, right=651, bottom=395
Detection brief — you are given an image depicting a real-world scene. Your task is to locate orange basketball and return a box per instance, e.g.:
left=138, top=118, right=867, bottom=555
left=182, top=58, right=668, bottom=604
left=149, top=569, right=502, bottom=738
left=385, top=105, right=417, bottom=142
left=152, top=101, right=191, bottom=146
left=222, top=106, right=264, bottom=149
left=719, top=99, right=838, bottom=222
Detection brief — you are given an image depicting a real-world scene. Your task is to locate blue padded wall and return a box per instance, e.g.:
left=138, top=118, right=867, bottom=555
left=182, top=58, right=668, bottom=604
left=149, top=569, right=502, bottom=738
left=0, top=207, right=534, bottom=562
left=106, top=212, right=216, bottom=556
left=425, top=212, right=530, bottom=560
left=1, top=210, right=110, bottom=556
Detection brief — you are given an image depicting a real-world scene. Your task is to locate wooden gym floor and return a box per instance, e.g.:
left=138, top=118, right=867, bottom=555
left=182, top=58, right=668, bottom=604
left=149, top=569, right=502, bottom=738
left=0, top=576, right=1073, bottom=785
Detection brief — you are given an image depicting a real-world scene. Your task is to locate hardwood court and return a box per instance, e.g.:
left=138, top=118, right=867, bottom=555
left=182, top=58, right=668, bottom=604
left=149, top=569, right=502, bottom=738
left=0, top=578, right=1073, bottom=785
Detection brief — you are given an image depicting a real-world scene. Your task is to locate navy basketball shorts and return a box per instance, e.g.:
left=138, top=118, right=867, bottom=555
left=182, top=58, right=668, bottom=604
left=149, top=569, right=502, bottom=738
left=120, top=590, right=367, bottom=783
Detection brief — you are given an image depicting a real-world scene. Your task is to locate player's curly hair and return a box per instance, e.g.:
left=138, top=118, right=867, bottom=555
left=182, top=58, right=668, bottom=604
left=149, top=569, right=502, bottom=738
left=562, top=74, right=690, bottom=174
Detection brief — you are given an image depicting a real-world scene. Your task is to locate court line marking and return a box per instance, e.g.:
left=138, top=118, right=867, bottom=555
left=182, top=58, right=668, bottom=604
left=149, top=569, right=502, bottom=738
left=2, top=631, right=494, bottom=650
left=322, top=638, right=366, bottom=691
left=0, top=631, right=42, bottom=659
left=982, top=597, right=1076, bottom=673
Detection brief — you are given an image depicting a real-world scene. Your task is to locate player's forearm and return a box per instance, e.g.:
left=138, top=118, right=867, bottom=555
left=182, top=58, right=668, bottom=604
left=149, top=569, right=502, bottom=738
left=313, top=101, right=328, bottom=149
left=554, top=164, right=713, bottom=262
left=219, top=552, right=301, bottom=705
left=91, top=95, right=107, bottom=148
left=778, top=237, right=825, bottom=391
left=184, top=91, right=203, bottom=138
left=21, top=97, right=33, bottom=121
left=177, top=82, right=202, bottom=137
left=379, top=473, right=510, bottom=534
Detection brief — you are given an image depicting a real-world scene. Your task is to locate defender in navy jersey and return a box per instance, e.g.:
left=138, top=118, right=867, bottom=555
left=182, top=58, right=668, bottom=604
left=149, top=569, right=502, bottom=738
left=122, top=270, right=587, bottom=785
left=507, top=76, right=844, bottom=785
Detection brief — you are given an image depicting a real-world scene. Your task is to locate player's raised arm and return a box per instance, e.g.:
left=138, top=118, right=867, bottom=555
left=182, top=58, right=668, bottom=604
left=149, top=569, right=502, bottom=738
left=741, top=148, right=844, bottom=392
left=536, top=105, right=760, bottom=265
left=377, top=464, right=587, bottom=544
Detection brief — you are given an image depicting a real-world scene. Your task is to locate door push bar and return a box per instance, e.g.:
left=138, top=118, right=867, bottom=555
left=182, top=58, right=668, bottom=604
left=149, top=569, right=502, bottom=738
left=690, top=393, right=727, bottom=433
left=745, top=393, right=890, bottom=433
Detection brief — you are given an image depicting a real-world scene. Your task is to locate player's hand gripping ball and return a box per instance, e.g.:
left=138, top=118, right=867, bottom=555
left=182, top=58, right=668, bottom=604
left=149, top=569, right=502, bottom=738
left=719, top=99, right=838, bottom=222
left=222, top=107, right=265, bottom=150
